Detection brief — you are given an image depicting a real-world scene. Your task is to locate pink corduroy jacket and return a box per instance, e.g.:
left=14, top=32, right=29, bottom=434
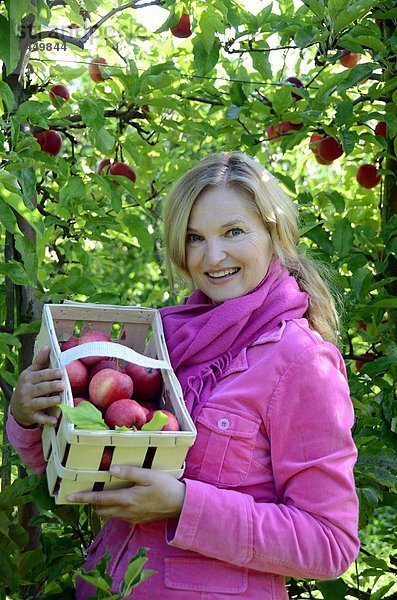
left=7, top=318, right=360, bottom=599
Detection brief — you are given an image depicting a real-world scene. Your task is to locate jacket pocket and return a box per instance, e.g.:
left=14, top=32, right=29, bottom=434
left=185, top=404, right=261, bottom=486
left=164, top=557, right=248, bottom=594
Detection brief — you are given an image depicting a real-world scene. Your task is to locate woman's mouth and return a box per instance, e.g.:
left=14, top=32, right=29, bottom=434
left=206, top=268, right=240, bottom=280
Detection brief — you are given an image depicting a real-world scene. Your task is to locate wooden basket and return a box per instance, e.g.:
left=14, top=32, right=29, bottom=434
left=36, top=302, right=196, bottom=504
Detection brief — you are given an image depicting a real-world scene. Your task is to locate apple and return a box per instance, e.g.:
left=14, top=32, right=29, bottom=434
left=108, top=162, right=136, bottom=183
left=340, top=50, right=361, bottom=68
left=99, top=446, right=114, bottom=470
left=34, top=130, right=63, bottom=156
left=73, top=396, right=87, bottom=406
left=124, top=363, right=162, bottom=402
left=285, top=76, right=304, bottom=100
left=89, top=368, right=134, bottom=410
left=279, top=121, right=303, bottom=134
left=49, top=84, right=70, bottom=108
left=375, top=121, right=387, bottom=138
left=315, top=153, right=333, bottom=165
left=356, top=164, right=381, bottom=189
left=78, top=330, right=111, bottom=366
left=97, top=158, right=111, bottom=175
left=357, top=320, right=367, bottom=331
left=104, top=398, right=147, bottom=429
left=355, top=353, right=375, bottom=372
left=317, top=136, right=344, bottom=162
left=66, top=360, right=88, bottom=396
left=60, top=335, right=79, bottom=351
left=171, top=13, right=192, bottom=38
left=89, top=57, right=109, bottom=82
left=309, top=133, right=325, bottom=154
left=89, top=359, right=124, bottom=381
left=146, top=409, right=180, bottom=431
left=266, top=124, right=280, bottom=142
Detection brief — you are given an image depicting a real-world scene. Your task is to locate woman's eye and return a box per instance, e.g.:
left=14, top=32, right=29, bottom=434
left=226, top=228, right=243, bottom=237
left=187, top=234, right=203, bottom=243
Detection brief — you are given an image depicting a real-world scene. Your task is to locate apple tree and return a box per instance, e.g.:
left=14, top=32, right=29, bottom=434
left=0, top=0, right=396, bottom=597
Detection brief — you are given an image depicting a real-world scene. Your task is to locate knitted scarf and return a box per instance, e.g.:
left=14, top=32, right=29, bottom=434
left=159, top=260, right=309, bottom=417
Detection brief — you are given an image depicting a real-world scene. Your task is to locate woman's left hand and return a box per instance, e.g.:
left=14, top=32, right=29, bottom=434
left=66, top=466, right=186, bottom=524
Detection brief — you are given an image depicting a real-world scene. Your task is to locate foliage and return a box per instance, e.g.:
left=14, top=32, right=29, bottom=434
left=0, top=0, right=396, bottom=597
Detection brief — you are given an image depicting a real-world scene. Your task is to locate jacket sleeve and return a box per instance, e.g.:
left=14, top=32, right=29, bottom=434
left=6, top=410, right=47, bottom=476
left=168, top=343, right=360, bottom=580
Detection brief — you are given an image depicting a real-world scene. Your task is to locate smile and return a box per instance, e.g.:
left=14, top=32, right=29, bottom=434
left=206, top=268, right=240, bottom=279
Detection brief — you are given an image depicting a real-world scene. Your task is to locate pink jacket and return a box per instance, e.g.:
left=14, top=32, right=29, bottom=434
left=7, top=318, right=360, bottom=599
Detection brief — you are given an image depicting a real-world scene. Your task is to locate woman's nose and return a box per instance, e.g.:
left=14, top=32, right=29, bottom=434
left=205, top=239, right=227, bottom=265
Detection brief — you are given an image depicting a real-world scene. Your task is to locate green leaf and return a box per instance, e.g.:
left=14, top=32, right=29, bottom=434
left=50, top=275, right=97, bottom=296
left=337, top=63, right=376, bottom=92
left=60, top=401, right=108, bottom=430
left=229, top=82, right=247, bottom=106
left=316, top=578, right=348, bottom=599
left=155, top=8, right=183, bottom=34
left=355, top=452, right=397, bottom=493
left=122, top=214, right=153, bottom=252
left=14, top=233, right=38, bottom=279
left=0, top=261, right=30, bottom=285
left=335, top=100, right=353, bottom=127
left=80, top=98, right=107, bottom=129
left=0, top=198, right=18, bottom=233
left=272, top=86, right=292, bottom=115
left=0, top=182, right=45, bottom=236
left=193, top=37, right=220, bottom=76
left=0, top=81, right=15, bottom=113
left=199, top=11, right=219, bottom=53
left=0, top=15, right=19, bottom=75
left=141, top=410, right=169, bottom=431
left=0, top=546, right=19, bottom=592
left=339, top=129, right=359, bottom=155
left=294, top=25, right=318, bottom=48
left=332, top=218, right=354, bottom=258
left=93, top=128, right=115, bottom=154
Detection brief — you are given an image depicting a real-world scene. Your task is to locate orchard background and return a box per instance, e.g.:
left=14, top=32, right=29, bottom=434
left=0, top=0, right=396, bottom=598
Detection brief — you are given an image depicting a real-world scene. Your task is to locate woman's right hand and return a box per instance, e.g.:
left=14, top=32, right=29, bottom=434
left=10, top=346, right=65, bottom=427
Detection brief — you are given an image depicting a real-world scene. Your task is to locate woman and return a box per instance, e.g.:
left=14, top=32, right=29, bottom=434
left=7, top=152, right=360, bottom=599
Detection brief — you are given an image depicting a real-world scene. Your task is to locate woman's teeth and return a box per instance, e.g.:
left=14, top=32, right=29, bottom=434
left=207, top=268, right=239, bottom=279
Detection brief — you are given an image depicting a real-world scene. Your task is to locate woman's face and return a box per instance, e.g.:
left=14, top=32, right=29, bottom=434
left=186, top=185, right=273, bottom=304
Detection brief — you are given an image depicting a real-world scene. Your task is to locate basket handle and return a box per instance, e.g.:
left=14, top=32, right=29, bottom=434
left=58, top=341, right=172, bottom=371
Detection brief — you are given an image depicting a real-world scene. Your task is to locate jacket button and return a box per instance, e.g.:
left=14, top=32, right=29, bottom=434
left=217, top=418, right=230, bottom=430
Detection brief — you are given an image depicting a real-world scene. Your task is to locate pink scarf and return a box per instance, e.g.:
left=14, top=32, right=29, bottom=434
left=160, top=260, right=308, bottom=416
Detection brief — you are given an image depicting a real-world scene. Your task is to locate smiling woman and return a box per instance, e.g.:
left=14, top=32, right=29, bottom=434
left=7, top=151, right=360, bottom=599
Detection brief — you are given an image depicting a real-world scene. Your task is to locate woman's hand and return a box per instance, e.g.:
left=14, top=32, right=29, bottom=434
left=10, top=346, right=65, bottom=427
left=67, top=466, right=186, bottom=524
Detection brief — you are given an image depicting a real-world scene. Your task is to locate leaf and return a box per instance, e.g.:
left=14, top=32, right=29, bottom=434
left=93, top=128, right=115, bottom=154
left=229, top=82, right=247, bottom=107
left=272, top=86, right=292, bottom=115
left=199, top=11, right=220, bottom=53
left=14, top=233, right=38, bottom=280
left=0, top=198, right=18, bottom=233
left=0, top=81, right=15, bottom=113
left=332, top=217, right=354, bottom=258
left=355, top=452, right=397, bottom=493
left=335, top=100, right=353, bottom=127
left=339, top=129, right=359, bottom=155
left=193, top=37, right=220, bottom=76
left=0, top=15, right=19, bottom=75
left=141, top=410, right=169, bottom=431
left=59, top=401, right=108, bottom=430
left=316, top=578, right=348, bottom=599
left=0, top=546, right=19, bottom=592
left=80, top=98, right=107, bottom=129
left=0, top=261, right=31, bottom=285
left=50, top=275, right=97, bottom=296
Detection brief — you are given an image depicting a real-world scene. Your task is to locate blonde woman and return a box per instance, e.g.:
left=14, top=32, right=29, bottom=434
left=8, top=152, right=359, bottom=599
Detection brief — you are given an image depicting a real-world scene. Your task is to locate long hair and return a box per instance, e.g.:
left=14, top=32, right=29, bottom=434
left=163, top=151, right=341, bottom=345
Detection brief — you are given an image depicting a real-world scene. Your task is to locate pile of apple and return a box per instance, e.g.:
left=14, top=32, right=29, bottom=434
left=60, top=330, right=179, bottom=432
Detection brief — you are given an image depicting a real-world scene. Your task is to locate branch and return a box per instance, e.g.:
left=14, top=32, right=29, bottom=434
left=0, top=375, right=13, bottom=401
left=224, top=40, right=319, bottom=55
left=32, top=1, right=162, bottom=49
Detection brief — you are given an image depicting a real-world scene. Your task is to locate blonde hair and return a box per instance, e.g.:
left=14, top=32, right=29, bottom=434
left=163, top=151, right=341, bottom=345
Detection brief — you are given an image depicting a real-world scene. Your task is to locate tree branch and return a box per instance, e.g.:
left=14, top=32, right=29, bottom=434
left=0, top=375, right=13, bottom=401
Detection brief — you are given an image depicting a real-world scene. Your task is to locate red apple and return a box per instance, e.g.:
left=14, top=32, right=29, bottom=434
left=279, top=121, right=303, bottom=134
left=89, top=369, right=134, bottom=410
left=34, top=130, right=63, bottom=156
left=97, top=158, right=111, bottom=175
left=89, top=359, right=119, bottom=380
left=317, top=136, right=344, bottom=162
left=73, top=396, right=87, bottom=406
left=356, top=164, right=381, bottom=189
left=49, top=84, right=70, bottom=107
left=60, top=335, right=79, bottom=351
left=340, top=50, right=361, bottom=68
left=171, top=14, right=192, bottom=38
left=315, top=153, right=333, bottom=165
left=355, top=353, right=375, bottom=372
left=108, top=162, right=136, bottom=183
left=78, top=330, right=111, bottom=366
left=285, top=76, right=304, bottom=100
left=309, top=133, right=325, bottom=154
left=267, top=124, right=280, bottom=142
left=104, top=398, right=147, bottom=429
left=375, top=121, right=387, bottom=138
left=66, top=360, right=88, bottom=396
left=89, top=57, right=109, bottom=82
left=146, top=409, right=180, bottom=431
left=124, top=363, right=162, bottom=402
left=99, top=446, right=114, bottom=470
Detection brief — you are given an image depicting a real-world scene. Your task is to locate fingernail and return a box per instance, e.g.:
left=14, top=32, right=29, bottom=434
left=67, top=495, right=76, bottom=501
left=110, top=466, right=120, bottom=474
